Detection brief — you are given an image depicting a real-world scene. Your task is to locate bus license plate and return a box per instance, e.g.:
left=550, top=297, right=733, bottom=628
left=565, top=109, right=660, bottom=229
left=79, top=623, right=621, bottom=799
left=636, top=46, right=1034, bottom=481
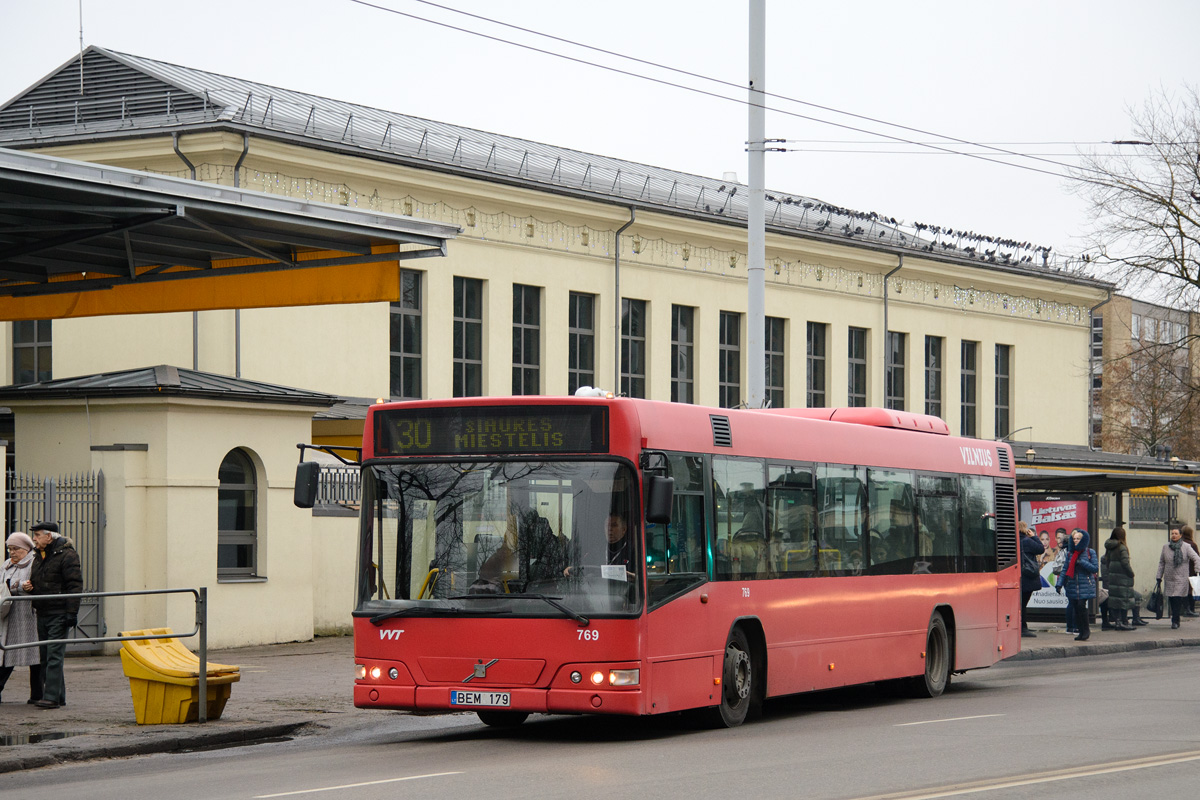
left=450, top=690, right=510, bottom=707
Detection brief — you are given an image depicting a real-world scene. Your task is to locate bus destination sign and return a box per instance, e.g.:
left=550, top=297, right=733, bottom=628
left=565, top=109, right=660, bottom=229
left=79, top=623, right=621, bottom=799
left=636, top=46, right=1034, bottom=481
left=374, top=405, right=609, bottom=456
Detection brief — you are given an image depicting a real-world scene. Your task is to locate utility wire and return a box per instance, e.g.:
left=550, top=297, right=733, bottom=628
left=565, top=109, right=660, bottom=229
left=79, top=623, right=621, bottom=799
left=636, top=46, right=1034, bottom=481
left=390, top=0, right=1100, bottom=180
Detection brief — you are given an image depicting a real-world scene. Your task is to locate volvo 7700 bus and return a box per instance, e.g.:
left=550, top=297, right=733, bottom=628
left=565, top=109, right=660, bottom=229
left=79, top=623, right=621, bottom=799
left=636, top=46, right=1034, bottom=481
left=296, top=396, right=1020, bottom=727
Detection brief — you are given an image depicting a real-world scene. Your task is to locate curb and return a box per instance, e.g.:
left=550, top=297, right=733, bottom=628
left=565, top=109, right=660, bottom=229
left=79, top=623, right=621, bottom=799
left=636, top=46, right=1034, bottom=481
left=0, top=721, right=308, bottom=775
left=1006, top=636, right=1200, bottom=661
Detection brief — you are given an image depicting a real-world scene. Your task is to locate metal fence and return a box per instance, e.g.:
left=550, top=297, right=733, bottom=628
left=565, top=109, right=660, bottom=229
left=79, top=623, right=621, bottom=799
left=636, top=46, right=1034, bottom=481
left=5, top=470, right=106, bottom=650
left=1129, top=495, right=1175, bottom=524
left=316, top=465, right=361, bottom=509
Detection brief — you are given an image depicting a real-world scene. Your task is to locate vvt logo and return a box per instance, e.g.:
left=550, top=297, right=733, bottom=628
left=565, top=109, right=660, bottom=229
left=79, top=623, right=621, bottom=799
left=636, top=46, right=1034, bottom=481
left=379, top=629, right=405, bottom=640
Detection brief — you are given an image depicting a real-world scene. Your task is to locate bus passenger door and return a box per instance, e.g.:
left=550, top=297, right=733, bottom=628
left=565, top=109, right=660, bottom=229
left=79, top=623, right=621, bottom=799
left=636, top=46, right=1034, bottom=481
left=645, top=455, right=718, bottom=714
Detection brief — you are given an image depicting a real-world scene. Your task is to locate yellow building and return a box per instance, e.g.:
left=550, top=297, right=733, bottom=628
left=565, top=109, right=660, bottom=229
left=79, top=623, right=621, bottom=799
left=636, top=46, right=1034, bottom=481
left=0, top=47, right=1121, bottom=645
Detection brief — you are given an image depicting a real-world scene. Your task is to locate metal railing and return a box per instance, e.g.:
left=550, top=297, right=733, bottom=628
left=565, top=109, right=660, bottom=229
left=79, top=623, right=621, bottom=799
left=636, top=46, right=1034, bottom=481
left=317, top=465, right=361, bottom=508
left=0, top=587, right=217, bottom=722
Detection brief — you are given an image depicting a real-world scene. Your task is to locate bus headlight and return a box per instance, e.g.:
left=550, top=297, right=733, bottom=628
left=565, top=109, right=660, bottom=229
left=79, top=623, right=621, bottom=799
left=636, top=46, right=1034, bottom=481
left=369, top=666, right=382, bottom=680
left=609, top=669, right=640, bottom=686
left=590, top=671, right=606, bottom=685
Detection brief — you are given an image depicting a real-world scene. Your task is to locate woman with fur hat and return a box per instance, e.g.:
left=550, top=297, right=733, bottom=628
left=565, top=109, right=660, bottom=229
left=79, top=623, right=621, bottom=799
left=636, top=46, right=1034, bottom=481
left=0, top=531, right=42, bottom=703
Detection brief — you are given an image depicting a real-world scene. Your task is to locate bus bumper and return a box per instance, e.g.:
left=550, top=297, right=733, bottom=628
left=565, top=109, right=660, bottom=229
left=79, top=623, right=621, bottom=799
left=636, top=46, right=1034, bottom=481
left=355, top=684, right=644, bottom=716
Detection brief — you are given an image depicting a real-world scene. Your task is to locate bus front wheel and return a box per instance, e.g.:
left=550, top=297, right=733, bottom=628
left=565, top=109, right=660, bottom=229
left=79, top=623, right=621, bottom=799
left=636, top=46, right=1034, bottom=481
left=910, top=611, right=951, bottom=698
left=477, top=710, right=529, bottom=727
left=714, top=628, right=754, bottom=727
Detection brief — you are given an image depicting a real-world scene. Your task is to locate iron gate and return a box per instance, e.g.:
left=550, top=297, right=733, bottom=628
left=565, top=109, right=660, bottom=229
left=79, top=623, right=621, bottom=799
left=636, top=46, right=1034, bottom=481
left=5, top=470, right=105, bottom=652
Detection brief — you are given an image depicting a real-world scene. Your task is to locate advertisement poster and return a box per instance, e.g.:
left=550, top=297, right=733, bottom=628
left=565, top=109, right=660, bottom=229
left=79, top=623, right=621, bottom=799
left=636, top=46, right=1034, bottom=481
left=1021, top=496, right=1090, bottom=613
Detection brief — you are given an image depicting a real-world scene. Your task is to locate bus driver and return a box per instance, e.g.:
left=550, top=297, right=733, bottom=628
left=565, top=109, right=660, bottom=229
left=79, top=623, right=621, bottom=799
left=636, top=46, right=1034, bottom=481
left=564, top=512, right=632, bottom=579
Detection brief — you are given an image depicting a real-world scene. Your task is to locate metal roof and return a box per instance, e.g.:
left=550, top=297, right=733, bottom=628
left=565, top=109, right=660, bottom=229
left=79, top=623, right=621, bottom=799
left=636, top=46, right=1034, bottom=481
left=1013, top=441, right=1200, bottom=493
left=0, top=364, right=338, bottom=407
left=0, top=145, right=457, bottom=298
left=0, top=47, right=1111, bottom=287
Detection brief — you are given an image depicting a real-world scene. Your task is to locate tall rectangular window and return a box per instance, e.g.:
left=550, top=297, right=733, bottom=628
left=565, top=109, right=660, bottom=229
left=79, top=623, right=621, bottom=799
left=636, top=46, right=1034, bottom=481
left=453, top=276, right=483, bottom=397
left=960, top=340, right=978, bottom=437
left=925, top=335, right=943, bottom=418
left=671, top=305, right=695, bottom=403
left=568, top=292, right=595, bottom=395
left=765, top=316, right=785, bottom=409
left=1091, top=315, right=1103, bottom=359
left=621, top=298, right=647, bottom=398
left=718, top=311, right=740, bottom=408
left=389, top=270, right=421, bottom=400
left=512, top=284, right=540, bottom=395
left=847, top=327, right=868, bottom=407
left=13, top=320, right=52, bottom=384
left=886, top=331, right=906, bottom=411
left=807, top=322, right=827, bottom=408
left=995, top=344, right=1012, bottom=439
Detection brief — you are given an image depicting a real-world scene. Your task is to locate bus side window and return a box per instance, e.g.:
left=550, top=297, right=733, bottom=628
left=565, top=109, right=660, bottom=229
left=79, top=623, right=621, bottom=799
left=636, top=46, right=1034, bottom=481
left=816, top=466, right=866, bottom=576
left=960, top=476, right=996, bottom=572
left=866, top=469, right=916, bottom=575
left=768, top=465, right=816, bottom=577
left=713, top=457, right=766, bottom=580
left=916, top=474, right=960, bottom=572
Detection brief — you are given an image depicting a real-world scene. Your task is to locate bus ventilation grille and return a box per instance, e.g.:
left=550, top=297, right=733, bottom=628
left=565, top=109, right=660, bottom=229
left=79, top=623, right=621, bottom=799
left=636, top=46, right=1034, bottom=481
left=997, top=448, right=1011, bottom=472
left=994, top=482, right=1018, bottom=569
left=710, top=415, right=733, bottom=448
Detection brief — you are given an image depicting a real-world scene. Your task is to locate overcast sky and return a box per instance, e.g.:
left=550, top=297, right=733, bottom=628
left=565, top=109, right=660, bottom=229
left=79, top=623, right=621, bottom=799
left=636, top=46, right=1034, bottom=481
left=2, top=0, right=1198, bottom=263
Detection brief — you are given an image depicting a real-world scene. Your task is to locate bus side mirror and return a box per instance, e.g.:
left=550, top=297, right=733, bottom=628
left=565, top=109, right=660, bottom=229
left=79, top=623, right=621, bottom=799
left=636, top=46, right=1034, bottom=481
left=295, top=461, right=320, bottom=508
left=645, top=476, right=674, bottom=524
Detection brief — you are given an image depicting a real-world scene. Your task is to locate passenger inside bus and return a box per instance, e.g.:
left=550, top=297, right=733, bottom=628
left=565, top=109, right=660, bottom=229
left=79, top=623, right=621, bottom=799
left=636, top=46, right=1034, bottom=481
left=475, top=501, right=565, bottom=591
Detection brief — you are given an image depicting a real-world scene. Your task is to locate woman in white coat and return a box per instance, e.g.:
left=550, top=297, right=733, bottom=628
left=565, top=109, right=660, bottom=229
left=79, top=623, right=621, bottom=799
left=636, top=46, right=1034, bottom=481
left=0, top=531, right=42, bottom=703
left=1156, top=527, right=1200, bottom=630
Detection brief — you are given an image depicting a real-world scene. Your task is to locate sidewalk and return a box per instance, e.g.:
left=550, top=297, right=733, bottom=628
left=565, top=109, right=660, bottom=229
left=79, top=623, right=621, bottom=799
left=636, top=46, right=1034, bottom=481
left=3, top=618, right=1199, bottom=773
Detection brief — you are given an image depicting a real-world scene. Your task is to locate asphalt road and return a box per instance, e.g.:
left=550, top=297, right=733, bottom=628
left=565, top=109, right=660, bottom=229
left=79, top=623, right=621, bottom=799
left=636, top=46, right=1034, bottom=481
left=1, top=648, right=1196, bottom=800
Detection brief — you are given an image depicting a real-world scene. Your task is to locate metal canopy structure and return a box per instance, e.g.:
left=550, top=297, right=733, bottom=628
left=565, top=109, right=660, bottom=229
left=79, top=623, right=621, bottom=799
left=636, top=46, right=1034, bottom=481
left=0, top=147, right=458, bottom=311
left=1013, top=441, right=1199, bottom=494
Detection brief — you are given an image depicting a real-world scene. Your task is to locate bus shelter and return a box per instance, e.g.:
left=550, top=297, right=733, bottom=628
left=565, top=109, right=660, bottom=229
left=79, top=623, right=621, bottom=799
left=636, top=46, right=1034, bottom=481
left=1013, top=442, right=1200, bottom=623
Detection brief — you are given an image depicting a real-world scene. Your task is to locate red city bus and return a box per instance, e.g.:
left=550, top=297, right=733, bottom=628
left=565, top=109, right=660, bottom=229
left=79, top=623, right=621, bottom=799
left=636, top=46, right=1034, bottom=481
left=299, top=396, right=1020, bottom=727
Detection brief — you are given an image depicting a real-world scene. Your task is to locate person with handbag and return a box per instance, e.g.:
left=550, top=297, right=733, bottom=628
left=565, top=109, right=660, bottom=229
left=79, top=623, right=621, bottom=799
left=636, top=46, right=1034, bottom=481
left=1019, top=521, right=1044, bottom=638
left=1180, top=525, right=1200, bottom=616
left=1101, top=526, right=1138, bottom=631
left=1058, top=528, right=1099, bottom=641
left=1156, top=527, right=1200, bottom=630
left=0, top=531, right=42, bottom=704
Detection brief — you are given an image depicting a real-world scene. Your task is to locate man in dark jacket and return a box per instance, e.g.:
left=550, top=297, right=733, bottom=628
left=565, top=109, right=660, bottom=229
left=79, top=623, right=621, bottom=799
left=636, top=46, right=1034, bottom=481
left=1019, top=522, right=1045, bottom=638
left=24, top=521, right=82, bottom=709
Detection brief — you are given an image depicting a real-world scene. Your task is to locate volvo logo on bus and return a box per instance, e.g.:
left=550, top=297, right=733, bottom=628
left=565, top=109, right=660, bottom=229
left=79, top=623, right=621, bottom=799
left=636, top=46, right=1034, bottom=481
left=464, top=658, right=499, bottom=683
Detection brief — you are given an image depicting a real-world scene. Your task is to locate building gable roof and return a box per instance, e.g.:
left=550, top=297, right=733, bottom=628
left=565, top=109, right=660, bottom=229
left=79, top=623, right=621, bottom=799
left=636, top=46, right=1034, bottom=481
left=0, top=47, right=1107, bottom=286
left=0, top=364, right=338, bottom=407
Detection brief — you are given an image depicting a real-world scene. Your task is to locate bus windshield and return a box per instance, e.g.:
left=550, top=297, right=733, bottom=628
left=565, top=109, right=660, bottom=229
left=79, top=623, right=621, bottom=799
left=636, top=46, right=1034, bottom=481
left=358, top=459, right=641, bottom=617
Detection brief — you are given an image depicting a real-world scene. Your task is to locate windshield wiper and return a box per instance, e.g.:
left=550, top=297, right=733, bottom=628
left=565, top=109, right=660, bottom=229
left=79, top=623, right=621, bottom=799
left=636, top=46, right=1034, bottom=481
left=451, top=593, right=590, bottom=627
left=369, top=605, right=510, bottom=626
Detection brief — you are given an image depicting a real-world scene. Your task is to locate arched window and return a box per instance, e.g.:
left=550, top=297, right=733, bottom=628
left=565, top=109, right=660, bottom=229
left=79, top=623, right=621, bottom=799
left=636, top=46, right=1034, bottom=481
left=218, top=449, right=258, bottom=578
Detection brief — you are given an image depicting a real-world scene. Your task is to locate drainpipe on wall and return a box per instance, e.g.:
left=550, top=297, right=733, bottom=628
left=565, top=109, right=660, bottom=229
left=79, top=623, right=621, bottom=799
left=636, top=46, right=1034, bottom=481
left=233, top=135, right=249, bottom=378
left=614, top=208, right=636, bottom=393
left=173, top=133, right=200, bottom=370
left=882, top=256, right=904, bottom=406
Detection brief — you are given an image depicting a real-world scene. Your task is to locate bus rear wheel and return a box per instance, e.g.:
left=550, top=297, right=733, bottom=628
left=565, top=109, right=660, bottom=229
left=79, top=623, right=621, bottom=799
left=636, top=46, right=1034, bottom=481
left=909, top=611, right=951, bottom=698
left=477, top=710, right=529, bottom=727
left=713, top=628, right=754, bottom=727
